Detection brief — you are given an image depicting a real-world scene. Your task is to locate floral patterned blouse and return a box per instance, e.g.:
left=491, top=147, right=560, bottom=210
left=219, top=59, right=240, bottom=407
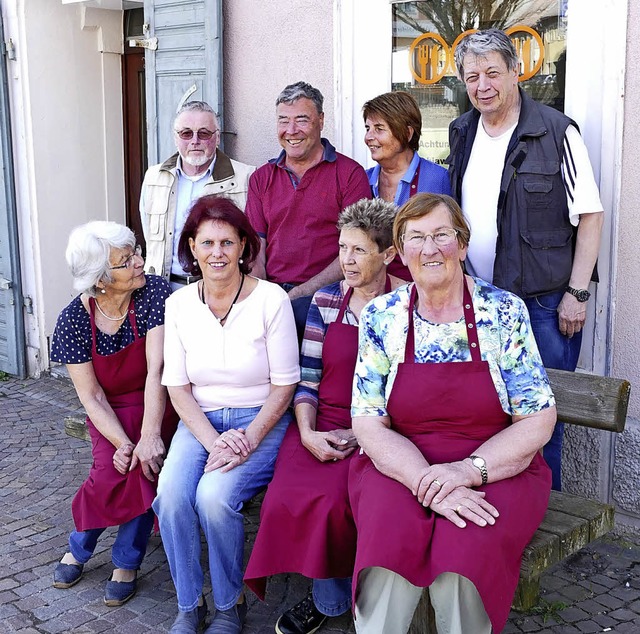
left=351, top=277, right=555, bottom=418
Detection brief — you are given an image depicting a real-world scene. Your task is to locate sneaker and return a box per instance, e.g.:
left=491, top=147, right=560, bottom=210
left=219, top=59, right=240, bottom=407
left=204, top=601, right=248, bottom=634
left=170, top=602, right=209, bottom=633
left=275, top=595, right=327, bottom=634
left=53, top=562, right=84, bottom=589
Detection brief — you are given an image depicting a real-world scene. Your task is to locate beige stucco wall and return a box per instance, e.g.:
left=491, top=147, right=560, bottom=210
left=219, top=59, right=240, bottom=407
left=13, top=2, right=125, bottom=367
left=614, top=0, right=640, bottom=419
left=222, top=0, right=335, bottom=167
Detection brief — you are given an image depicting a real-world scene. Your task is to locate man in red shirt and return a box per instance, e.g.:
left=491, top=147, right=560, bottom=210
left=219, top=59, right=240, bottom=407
left=246, top=81, right=372, bottom=340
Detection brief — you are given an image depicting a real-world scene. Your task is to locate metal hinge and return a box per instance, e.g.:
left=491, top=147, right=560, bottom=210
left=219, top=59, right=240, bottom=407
left=23, top=296, right=33, bottom=314
left=1, top=38, right=16, bottom=61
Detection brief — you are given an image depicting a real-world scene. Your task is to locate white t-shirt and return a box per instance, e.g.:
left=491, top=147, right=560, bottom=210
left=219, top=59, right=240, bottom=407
left=162, top=278, right=300, bottom=411
left=461, top=122, right=604, bottom=283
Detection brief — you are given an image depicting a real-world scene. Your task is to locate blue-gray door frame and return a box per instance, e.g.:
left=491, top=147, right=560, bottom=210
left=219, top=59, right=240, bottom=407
left=0, top=10, right=26, bottom=378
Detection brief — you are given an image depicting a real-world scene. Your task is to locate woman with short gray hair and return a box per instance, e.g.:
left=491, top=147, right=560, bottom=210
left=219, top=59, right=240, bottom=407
left=50, top=221, right=177, bottom=607
left=245, top=198, right=405, bottom=634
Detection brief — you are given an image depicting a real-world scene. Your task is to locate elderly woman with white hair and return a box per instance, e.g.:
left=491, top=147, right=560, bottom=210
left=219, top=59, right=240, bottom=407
left=50, top=221, right=178, bottom=607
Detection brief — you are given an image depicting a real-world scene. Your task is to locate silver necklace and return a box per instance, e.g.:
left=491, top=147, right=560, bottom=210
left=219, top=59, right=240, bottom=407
left=95, top=299, right=128, bottom=321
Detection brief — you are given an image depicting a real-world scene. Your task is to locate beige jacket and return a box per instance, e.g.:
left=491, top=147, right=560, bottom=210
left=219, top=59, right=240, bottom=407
left=140, top=149, right=255, bottom=277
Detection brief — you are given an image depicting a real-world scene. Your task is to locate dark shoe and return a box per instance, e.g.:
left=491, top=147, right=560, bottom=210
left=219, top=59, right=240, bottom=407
left=170, top=603, right=209, bottom=633
left=275, top=595, right=327, bottom=634
left=53, top=562, right=84, bottom=589
left=205, top=601, right=247, bottom=634
left=104, top=573, right=137, bottom=607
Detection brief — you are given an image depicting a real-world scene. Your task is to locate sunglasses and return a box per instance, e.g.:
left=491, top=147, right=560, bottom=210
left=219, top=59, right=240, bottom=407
left=175, top=128, right=218, bottom=141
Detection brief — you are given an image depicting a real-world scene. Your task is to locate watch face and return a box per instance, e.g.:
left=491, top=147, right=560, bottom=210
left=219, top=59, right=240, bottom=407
left=575, top=289, right=590, bottom=302
left=472, top=457, right=485, bottom=468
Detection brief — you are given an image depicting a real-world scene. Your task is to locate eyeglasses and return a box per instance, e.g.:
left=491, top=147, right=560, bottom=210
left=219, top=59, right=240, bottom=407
left=110, top=245, right=142, bottom=270
left=402, top=229, right=458, bottom=249
left=174, top=128, right=218, bottom=141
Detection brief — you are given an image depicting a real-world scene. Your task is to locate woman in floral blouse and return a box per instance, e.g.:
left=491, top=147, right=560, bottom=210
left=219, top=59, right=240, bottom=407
left=348, top=193, right=556, bottom=634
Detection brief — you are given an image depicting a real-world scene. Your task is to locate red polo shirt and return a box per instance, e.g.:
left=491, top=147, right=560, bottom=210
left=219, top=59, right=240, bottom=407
left=246, top=139, right=372, bottom=285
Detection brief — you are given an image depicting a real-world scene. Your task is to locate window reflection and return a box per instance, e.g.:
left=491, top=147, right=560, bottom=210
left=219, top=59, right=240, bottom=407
left=391, top=0, right=568, bottom=164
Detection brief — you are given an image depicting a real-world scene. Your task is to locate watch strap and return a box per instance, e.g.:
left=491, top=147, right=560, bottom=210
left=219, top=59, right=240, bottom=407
left=469, top=454, right=488, bottom=485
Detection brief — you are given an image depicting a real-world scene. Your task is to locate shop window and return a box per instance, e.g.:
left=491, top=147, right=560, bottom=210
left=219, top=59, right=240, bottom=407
left=391, top=0, right=568, bottom=164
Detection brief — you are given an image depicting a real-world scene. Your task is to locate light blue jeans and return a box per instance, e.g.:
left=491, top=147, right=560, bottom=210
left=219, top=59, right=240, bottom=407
left=153, top=407, right=290, bottom=612
left=313, top=577, right=352, bottom=616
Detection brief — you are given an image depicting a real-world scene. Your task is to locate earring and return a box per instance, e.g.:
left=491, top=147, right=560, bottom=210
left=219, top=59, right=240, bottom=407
left=100, top=288, right=106, bottom=294
left=239, top=258, right=244, bottom=264
left=193, top=259, right=198, bottom=266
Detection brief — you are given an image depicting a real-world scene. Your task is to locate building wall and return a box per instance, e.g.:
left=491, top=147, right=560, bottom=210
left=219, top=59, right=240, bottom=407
left=7, top=1, right=125, bottom=372
left=609, top=0, right=640, bottom=533
left=222, top=0, right=335, bottom=167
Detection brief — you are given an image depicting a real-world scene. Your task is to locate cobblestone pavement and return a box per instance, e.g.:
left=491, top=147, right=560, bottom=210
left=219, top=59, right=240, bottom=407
left=1, top=374, right=640, bottom=634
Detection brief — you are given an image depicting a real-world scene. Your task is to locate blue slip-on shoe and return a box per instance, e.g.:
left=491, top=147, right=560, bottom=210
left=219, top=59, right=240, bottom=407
left=104, top=574, right=137, bottom=607
left=204, top=601, right=248, bottom=634
left=169, top=602, right=209, bottom=633
left=53, top=562, right=84, bottom=589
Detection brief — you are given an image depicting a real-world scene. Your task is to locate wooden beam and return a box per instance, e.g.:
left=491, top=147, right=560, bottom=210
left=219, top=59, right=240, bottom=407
left=547, top=368, right=630, bottom=432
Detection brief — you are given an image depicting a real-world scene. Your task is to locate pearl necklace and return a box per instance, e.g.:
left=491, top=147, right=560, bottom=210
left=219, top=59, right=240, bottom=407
left=95, top=300, right=128, bottom=321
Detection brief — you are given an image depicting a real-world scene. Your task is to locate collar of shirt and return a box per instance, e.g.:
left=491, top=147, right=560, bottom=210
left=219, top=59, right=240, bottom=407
left=369, top=151, right=419, bottom=205
left=270, top=138, right=336, bottom=189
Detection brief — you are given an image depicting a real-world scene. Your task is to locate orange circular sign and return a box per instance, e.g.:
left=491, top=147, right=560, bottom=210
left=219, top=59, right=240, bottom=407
left=409, top=32, right=451, bottom=85
left=505, top=25, right=545, bottom=81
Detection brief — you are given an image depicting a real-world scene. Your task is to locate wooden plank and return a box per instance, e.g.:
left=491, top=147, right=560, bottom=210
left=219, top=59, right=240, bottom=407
left=537, top=507, right=590, bottom=559
left=409, top=590, right=436, bottom=634
left=64, top=416, right=90, bottom=442
left=547, top=368, right=630, bottom=432
left=519, top=527, right=560, bottom=582
left=547, top=490, right=615, bottom=540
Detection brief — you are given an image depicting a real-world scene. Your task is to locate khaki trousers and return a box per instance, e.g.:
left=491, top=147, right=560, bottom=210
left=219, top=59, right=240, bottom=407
left=354, top=567, right=492, bottom=634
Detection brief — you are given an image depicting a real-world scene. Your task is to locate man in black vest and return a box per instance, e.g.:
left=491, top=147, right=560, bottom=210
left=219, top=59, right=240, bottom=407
left=448, top=29, right=604, bottom=491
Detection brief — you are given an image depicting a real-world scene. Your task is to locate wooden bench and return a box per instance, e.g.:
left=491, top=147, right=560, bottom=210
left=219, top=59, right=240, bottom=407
left=409, top=368, right=631, bottom=634
left=63, top=369, right=631, bottom=630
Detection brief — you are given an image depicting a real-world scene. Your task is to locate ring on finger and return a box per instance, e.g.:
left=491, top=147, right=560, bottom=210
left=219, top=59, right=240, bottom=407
left=432, top=479, right=442, bottom=488
left=455, top=505, right=463, bottom=514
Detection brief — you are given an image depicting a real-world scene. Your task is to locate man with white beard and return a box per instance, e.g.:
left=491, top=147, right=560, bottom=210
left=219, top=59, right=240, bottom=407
left=140, top=101, right=255, bottom=290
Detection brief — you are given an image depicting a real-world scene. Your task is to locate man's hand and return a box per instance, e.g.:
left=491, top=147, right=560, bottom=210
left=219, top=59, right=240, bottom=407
left=131, top=434, right=166, bottom=482
left=205, top=445, right=250, bottom=473
left=558, top=292, right=587, bottom=338
left=113, top=442, right=135, bottom=475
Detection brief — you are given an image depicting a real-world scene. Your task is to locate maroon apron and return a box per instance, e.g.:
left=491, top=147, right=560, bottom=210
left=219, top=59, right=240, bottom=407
left=71, top=297, right=178, bottom=531
left=245, top=280, right=390, bottom=599
left=388, top=164, right=420, bottom=282
left=348, top=281, right=551, bottom=632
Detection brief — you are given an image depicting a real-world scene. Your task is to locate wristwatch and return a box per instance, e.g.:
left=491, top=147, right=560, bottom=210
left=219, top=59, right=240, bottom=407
left=566, top=286, right=591, bottom=302
left=469, top=455, right=488, bottom=485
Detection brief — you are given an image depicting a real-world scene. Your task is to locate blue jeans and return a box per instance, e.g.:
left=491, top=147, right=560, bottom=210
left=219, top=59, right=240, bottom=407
left=68, top=509, right=155, bottom=569
left=524, top=290, right=583, bottom=491
left=313, top=577, right=352, bottom=617
left=153, top=407, right=291, bottom=612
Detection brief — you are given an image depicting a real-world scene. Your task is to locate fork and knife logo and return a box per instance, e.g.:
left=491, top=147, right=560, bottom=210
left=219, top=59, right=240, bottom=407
left=409, top=25, right=545, bottom=85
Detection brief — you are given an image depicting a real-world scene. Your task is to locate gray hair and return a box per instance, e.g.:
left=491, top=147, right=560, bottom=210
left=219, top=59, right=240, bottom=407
left=454, top=28, right=519, bottom=79
left=276, top=82, right=324, bottom=114
left=338, top=198, right=398, bottom=252
left=65, top=221, right=135, bottom=297
left=173, top=101, right=218, bottom=129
